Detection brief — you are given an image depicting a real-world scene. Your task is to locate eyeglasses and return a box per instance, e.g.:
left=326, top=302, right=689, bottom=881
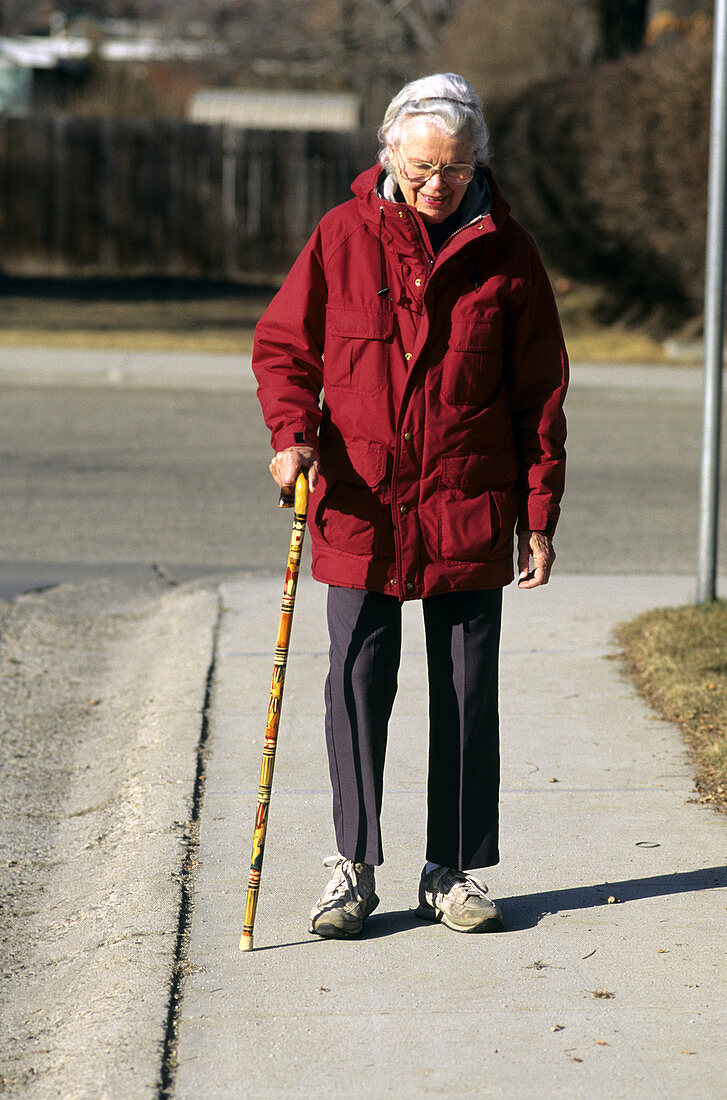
left=397, top=153, right=475, bottom=186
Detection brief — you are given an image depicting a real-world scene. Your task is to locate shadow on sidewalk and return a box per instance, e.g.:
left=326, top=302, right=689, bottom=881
left=499, top=864, right=727, bottom=931
left=241, top=867, right=726, bottom=949
left=242, top=912, right=424, bottom=951
left=361, top=909, right=428, bottom=939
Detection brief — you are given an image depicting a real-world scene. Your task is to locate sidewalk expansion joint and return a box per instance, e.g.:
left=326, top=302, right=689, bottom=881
left=157, top=590, right=223, bottom=1100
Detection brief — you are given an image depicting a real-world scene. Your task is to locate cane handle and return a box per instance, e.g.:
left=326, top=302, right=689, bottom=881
left=278, top=471, right=310, bottom=510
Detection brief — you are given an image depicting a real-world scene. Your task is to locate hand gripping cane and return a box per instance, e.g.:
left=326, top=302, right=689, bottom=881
left=240, top=472, right=309, bottom=951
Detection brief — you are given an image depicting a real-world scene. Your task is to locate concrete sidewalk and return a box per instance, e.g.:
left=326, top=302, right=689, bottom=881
left=173, top=573, right=726, bottom=1099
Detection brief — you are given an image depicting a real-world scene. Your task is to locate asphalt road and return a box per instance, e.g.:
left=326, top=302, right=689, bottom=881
left=0, top=357, right=725, bottom=598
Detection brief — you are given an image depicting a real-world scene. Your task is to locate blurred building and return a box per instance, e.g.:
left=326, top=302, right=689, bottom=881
left=0, top=35, right=88, bottom=111
left=188, top=89, right=361, bottom=133
left=0, top=27, right=222, bottom=114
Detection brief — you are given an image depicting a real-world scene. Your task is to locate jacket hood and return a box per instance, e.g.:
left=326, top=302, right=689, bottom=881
left=350, top=162, right=511, bottom=228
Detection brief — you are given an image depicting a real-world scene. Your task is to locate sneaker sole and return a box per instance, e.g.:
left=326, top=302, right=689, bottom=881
left=308, top=920, right=364, bottom=939
left=414, top=901, right=504, bottom=934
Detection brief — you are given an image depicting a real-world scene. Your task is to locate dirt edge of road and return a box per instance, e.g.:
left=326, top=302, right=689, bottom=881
left=0, top=577, right=221, bottom=1099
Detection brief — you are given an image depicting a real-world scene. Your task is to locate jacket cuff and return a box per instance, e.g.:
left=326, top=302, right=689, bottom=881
left=271, top=426, right=319, bottom=452
left=518, top=508, right=559, bottom=537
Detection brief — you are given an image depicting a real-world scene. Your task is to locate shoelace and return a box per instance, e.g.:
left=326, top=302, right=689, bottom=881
left=319, top=858, right=356, bottom=904
left=319, top=855, right=375, bottom=906
left=438, top=869, right=490, bottom=900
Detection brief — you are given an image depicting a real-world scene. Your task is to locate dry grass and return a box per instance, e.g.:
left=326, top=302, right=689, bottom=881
left=560, top=323, right=667, bottom=363
left=617, top=601, right=727, bottom=812
left=0, top=282, right=272, bottom=353
left=0, top=327, right=254, bottom=353
left=0, top=321, right=665, bottom=360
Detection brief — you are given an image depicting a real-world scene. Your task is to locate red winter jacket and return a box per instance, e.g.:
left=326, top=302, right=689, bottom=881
left=253, top=163, right=568, bottom=600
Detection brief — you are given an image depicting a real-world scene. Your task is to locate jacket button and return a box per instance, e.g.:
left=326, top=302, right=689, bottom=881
left=405, top=352, right=412, bottom=360
left=389, top=578, right=397, bottom=586
left=399, top=504, right=408, bottom=515
left=414, top=277, right=421, bottom=287
left=404, top=431, right=413, bottom=442
left=406, top=581, right=415, bottom=591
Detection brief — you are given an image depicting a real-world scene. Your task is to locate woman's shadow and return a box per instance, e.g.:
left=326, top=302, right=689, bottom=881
left=359, top=864, right=727, bottom=937
left=497, top=863, right=727, bottom=932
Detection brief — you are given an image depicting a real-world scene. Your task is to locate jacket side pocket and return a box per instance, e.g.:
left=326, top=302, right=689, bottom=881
left=314, top=442, right=392, bottom=558
left=437, top=449, right=518, bottom=563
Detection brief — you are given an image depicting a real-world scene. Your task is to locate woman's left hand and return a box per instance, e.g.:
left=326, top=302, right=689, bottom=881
left=517, top=531, right=555, bottom=588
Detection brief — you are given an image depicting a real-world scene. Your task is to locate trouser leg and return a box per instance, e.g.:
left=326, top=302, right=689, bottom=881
left=324, top=586, right=401, bottom=866
left=423, top=588, right=503, bottom=871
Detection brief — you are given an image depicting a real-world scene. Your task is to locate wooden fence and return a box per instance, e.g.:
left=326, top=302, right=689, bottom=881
left=0, top=116, right=373, bottom=281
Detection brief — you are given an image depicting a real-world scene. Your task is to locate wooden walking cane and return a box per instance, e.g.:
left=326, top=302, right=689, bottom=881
left=240, top=471, right=309, bottom=952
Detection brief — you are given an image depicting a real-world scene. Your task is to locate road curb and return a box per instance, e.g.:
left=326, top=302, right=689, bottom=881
left=0, top=578, right=221, bottom=1098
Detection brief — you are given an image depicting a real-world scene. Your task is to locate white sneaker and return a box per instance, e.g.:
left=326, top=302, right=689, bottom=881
left=416, top=866, right=503, bottom=933
left=308, top=857, right=379, bottom=939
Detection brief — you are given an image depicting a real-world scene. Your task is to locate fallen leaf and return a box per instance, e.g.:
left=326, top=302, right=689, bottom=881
left=551, top=1024, right=565, bottom=1032
left=592, top=989, right=615, bottom=999
left=607, top=895, right=620, bottom=904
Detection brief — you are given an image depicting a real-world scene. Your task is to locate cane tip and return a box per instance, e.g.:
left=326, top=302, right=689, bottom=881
left=239, top=935, right=254, bottom=952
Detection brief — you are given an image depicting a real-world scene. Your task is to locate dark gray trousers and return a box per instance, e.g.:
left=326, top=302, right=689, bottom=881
left=324, top=585, right=502, bottom=870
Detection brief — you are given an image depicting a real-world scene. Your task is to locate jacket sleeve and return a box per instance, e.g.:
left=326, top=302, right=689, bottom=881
left=504, top=236, right=569, bottom=536
left=252, top=226, right=327, bottom=453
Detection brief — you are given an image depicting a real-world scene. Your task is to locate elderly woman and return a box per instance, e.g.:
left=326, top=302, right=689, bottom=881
left=253, top=72, right=567, bottom=938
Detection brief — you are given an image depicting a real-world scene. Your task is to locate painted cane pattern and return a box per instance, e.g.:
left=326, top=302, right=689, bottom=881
left=240, top=473, right=309, bottom=951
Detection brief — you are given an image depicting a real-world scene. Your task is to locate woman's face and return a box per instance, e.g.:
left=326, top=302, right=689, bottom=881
left=388, top=116, right=475, bottom=224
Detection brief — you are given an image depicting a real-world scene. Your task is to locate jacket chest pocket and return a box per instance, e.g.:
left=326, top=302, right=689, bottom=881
left=324, top=306, right=393, bottom=395
left=442, top=320, right=503, bottom=406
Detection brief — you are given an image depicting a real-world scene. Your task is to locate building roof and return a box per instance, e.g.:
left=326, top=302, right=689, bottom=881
left=188, top=89, right=361, bottom=132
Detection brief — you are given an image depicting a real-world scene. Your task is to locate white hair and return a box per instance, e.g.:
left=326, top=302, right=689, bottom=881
left=377, top=73, right=490, bottom=172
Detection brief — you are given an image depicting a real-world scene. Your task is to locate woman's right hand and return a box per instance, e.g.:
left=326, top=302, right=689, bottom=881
left=269, top=445, right=320, bottom=494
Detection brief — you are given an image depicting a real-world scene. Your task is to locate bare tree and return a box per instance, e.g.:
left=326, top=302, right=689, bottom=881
left=430, top=0, right=599, bottom=108
left=595, top=0, right=649, bottom=59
